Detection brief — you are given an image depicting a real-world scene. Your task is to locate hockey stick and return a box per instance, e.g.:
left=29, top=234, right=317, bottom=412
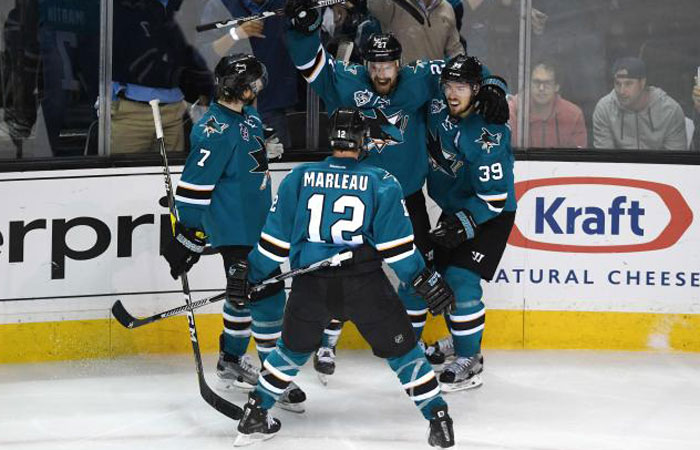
left=111, top=251, right=353, bottom=329
left=196, top=0, right=347, bottom=32
left=147, top=99, right=243, bottom=421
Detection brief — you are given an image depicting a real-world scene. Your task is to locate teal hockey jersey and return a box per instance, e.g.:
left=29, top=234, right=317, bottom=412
left=175, top=102, right=272, bottom=248
left=247, top=156, right=426, bottom=284
left=426, top=99, right=517, bottom=225
left=286, top=29, right=443, bottom=197
left=286, top=29, right=494, bottom=197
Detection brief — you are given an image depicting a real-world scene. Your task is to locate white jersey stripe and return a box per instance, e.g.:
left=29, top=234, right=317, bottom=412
left=257, top=244, right=288, bottom=263
left=177, top=180, right=215, bottom=191
left=261, top=232, right=291, bottom=249
left=376, top=234, right=415, bottom=251
left=174, top=195, right=211, bottom=206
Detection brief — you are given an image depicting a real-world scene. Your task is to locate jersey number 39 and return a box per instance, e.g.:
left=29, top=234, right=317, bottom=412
left=307, top=194, right=365, bottom=246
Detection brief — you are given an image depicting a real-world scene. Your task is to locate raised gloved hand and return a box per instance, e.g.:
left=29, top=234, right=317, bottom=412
left=285, top=0, right=322, bottom=34
left=226, top=260, right=251, bottom=306
left=162, top=221, right=206, bottom=279
left=475, top=76, right=509, bottom=125
left=412, top=267, right=455, bottom=316
left=429, top=210, right=477, bottom=250
left=263, top=125, right=284, bottom=160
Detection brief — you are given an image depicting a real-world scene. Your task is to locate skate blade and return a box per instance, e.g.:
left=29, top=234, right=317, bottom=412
left=217, top=376, right=256, bottom=392
left=276, top=400, right=306, bottom=414
left=317, top=372, right=329, bottom=386
left=440, top=374, right=483, bottom=393
left=233, top=431, right=277, bottom=447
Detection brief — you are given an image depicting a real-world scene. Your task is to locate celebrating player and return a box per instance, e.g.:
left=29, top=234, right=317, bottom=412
left=424, top=55, right=517, bottom=392
left=283, top=0, right=510, bottom=377
left=161, top=53, right=305, bottom=411
left=229, top=108, right=456, bottom=448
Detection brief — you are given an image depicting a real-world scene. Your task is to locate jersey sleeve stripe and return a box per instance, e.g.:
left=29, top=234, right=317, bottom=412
left=257, top=243, right=288, bottom=263
left=177, top=180, right=215, bottom=190
left=376, top=234, right=415, bottom=251
left=477, top=192, right=507, bottom=201
left=261, top=232, right=291, bottom=249
left=378, top=240, right=414, bottom=260
left=175, top=185, right=212, bottom=200
left=382, top=245, right=415, bottom=264
left=296, top=43, right=324, bottom=70
left=259, top=237, right=290, bottom=259
left=174, top=195, right=211, bottom=206
left=298, top=45, right=326, bottom=83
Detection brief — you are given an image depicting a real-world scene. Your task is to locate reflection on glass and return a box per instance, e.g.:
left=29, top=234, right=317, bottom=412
left=1, top=0, right=100, bottom=159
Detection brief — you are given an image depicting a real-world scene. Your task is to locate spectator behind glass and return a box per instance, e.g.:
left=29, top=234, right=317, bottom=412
left=198, top=0, right=297, bottom=149
left=111, top=0, right=213, bottom=154
left=693, top=75, right=700, bottom=150
left=367, top=0, right=463, bottom=63
left=508, top=62, right=587, bottom=148
left=593, top=57, right=687, bottom=150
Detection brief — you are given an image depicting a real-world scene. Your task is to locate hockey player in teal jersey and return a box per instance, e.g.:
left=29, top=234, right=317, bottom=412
left=228, top=108, right=456, bottom=447
left=423, top=55, right=517, bottom=392
left=283, top=0, right=510, bottom=377
left=161, top=53, right=304, bottom=411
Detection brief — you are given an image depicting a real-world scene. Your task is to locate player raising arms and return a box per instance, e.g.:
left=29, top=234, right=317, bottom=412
left=161, top=54, right=305, bottom=411
left=229, top=108, right=456, bottom=448
left=283, top=0, right=510, bottom=377
left=425, top=55, right=517, bottom=392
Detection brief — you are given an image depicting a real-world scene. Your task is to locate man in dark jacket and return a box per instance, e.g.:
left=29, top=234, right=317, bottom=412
left=198, top=0, right=298, bottom=148
left=111, top=0, right=213, bottom=153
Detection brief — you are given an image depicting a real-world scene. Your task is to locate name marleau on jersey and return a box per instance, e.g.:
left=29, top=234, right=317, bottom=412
left=303, top=171, right=369, bottom=191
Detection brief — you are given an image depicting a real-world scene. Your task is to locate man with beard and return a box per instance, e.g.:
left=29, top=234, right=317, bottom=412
left=283, top=0, right=509, bottom=380
left=424, top=55, right=516, bottom=392
left=162, top=54, right=306, bottom=412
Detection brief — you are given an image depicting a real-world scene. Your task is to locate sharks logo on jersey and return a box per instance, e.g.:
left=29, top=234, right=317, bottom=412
left=427, top=129, right=463, bottom=177
left=475, top=127, right=502, bottom=153
left=354, top=89, right=373, bottom=107
left=430, top=99, right=447, bottom=114
left=362, top=108, right=408, bottom=153
left=200, top=116, right=229, bottom=137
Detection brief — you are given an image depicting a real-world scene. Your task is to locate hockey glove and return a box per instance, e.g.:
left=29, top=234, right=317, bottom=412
left=226, top=260, right=251, bottom=306
left=263, top=125, right=284, bottom=160
left=163, top=222, right=206, bottom=279
left=475, top=76, right=509, bottom=125
left=285, top=0, right=321, bottom=34
left=412, top=268, right=455, bottom=316
left=429, top=210, right=477, bottom=250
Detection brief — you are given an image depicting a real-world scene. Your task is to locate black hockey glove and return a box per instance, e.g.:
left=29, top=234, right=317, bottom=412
left=412, top=268, right=455, bottom=316
left=475, top=76, right=509, bottom=125
left=429, top=210, right=477, bottom=250
left=285, top=0, right=321, bottom=34
left=162, top=221, right=206, bottom=279
left=226, top=260, right=251, bottom=306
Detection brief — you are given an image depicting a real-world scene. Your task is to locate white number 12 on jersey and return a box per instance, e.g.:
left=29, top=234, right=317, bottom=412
left=307, top=193, right=365, bottom=246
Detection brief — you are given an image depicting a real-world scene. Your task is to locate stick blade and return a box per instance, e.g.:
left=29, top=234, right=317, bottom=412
left=111, top=300, right=137, bottom=329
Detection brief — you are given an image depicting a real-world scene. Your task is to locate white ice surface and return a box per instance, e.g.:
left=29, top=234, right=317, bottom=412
left=1, top=351, right=700, bottom=450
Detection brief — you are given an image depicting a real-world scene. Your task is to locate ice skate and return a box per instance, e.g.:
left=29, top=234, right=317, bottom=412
left=217, top=352, right=259, bottom=391
left=276, top=380, right=306, bottom=413
left=427, top=404, right=454, bottom=448
left=419, top=340, right=446, bottom=371
left=439, top=354, right=484, bottom=392
left=313, top=346, right=336, bottom=385
left=429, top=336, right=455, bottom=359
left=234, top=392, right=281, bottom=447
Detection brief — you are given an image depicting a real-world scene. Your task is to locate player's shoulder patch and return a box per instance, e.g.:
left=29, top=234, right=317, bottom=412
left=199, top=115, right=229, bottom=138
left=474, top=127, right=504, bottom=154
left=430, top=98, right=447, bottom=115
left=353, top=89, right=374, bottom=107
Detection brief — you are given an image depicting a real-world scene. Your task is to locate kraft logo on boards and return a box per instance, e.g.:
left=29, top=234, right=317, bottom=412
left=509, top=177, right=693, bottom=253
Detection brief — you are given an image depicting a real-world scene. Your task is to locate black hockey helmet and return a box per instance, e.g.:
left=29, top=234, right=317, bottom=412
left=441, top=55, right=483, bottom=88
left=363, top=33, right=402, bottom=63
left=214, top=53, right=268, bottom=101
left=328, top=108, right=368, bottom=151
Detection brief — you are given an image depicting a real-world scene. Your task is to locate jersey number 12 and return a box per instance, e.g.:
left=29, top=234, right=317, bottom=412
left=307, top=194, right=365, bottom=246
